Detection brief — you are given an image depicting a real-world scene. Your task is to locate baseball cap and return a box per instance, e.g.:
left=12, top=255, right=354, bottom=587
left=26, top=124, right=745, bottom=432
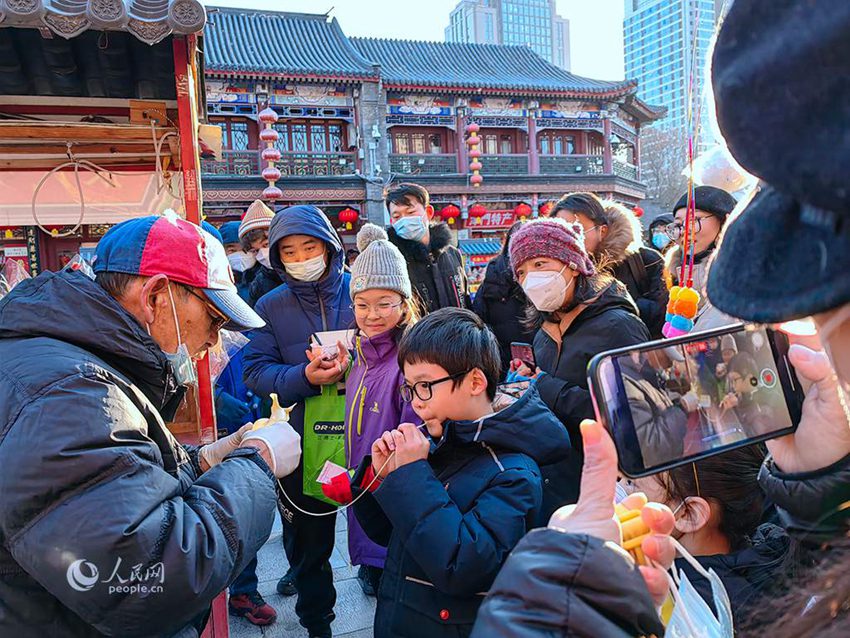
left=93, top=212, right=265, bottom=331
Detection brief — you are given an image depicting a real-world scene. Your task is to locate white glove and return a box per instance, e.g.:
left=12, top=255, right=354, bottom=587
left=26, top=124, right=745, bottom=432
left=200, top=423, right=253, bottom=469
left=241, top=421, right=302, bottom=478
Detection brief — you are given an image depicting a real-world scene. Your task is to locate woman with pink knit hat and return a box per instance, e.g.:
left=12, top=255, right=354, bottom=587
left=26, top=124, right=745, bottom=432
left=238, top=199, right=283, bottom=306
left=508, top=217, right=650, bottom=516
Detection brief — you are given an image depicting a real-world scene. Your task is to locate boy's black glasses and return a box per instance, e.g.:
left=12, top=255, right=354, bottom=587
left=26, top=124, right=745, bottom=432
left=400, top=370, right=471, bottom=403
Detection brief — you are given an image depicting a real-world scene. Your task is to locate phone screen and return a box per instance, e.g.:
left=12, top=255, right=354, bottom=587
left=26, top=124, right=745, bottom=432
left=592, top=326, right=804, bottom=477
left=510, top=342, right=536, bottom=369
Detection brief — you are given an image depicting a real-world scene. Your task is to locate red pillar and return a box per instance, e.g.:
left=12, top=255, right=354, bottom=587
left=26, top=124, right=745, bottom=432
left=602, top=116, right=613, bottom=175
left=527, top=112, right=539, bottom=175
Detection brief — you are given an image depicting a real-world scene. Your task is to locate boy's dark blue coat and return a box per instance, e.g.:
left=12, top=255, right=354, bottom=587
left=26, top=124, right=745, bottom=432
left=352, top=384, right=570, bottom=638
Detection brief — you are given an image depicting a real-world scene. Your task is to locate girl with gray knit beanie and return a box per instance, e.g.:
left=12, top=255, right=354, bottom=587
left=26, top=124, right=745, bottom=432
left=342, top=223, right=419, bottom=597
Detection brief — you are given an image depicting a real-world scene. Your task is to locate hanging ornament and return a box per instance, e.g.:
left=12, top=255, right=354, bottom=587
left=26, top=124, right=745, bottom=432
left=468, top=203, right=487, bottom=225
left=465, top=122, right=483, bottom=187
left=338, top=207, right=359, bottom=230
left=538, top=201, right=553, bottom=217
left=440, top=204, right=461, bottom=225
left=514, top=203, right=532, bottom=222
left=258, top=107, right=282, bottom=202
left=632, top=206, right=644, bottom=218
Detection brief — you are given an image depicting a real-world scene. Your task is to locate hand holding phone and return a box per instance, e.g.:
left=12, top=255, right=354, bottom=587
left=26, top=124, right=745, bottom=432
left=588, top=325, right=806, bottom=478
left=510, top=342, right=536, bottom=370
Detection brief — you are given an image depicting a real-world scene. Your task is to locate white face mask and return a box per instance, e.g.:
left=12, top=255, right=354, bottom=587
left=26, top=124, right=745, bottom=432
left=521, top=265, right=573, bottom=312
left=284, top=253, right=327, bottom=282
left=665, top=539, right=734, bottom=638
left=256, top=247, right=271, bottom=269
left=228, top=251, right=256, bottom=273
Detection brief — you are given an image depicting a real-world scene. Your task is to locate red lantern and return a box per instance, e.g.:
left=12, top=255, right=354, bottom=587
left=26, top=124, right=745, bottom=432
left=514, top=203, right=532, bottom=222
left=468, top=204, right=487, bottom=225
left=632, top=206, right=644, bottom=218
left=440, top=204, right=461, bottom=225
left=338, top=207, right=359, bottom=230
left=539, top=201, right=553, bottom=217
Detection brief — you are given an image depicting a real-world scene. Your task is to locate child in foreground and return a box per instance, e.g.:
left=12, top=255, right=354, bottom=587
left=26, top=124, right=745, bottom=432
left=342, top=223, right=419, bottom=596
left=350, top=308, right=571, bottom=638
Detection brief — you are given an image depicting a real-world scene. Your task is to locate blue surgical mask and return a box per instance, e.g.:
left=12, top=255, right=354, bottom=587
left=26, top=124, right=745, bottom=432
left=149, top=283, right=198, bottom=388
left=665, top=539, right=734, bottom=638
left=652, top=232, right=671, bottom=250
left=393, top=215, right=428, bottom=242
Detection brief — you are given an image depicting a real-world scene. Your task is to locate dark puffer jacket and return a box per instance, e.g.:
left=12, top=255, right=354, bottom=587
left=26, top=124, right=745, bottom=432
left=0, top=271, right=276, bottom=637
left=248, top=263, right=283, bottom=307
left=472, top=252, right=536, bottom=376
left=534, top=282, right=650, bottom=509
left=598, top=202, right=668, bottom=337
left=471, top=529, right=665, bottom=638
left=243, top=205, right=354, bottom=516
left=352, top=384, right=571, bottom=638
left=387, top=222, right=470, bottom=313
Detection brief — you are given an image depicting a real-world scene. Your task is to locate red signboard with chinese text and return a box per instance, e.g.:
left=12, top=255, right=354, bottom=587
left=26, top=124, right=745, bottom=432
left=465, top=210, right=515, bottom=229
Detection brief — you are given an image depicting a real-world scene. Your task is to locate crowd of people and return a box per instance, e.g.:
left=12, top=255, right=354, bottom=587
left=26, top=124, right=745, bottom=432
left=0, top=1, right=848, bottom=637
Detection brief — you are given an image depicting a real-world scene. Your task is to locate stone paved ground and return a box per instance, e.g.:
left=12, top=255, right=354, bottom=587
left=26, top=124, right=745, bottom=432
left=228, top=513, right=376, bottom=638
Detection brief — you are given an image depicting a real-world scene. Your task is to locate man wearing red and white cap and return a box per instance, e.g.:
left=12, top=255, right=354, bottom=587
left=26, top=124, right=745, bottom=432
left=0, top=213, right=299, bottom=636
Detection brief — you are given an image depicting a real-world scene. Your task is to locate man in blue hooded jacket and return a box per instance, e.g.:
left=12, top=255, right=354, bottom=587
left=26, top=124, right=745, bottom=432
left=244, top=205, right=354, bottom=638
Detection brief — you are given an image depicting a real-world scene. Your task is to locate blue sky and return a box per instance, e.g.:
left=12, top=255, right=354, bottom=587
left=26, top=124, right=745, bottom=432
left=204, top=0, right=626, bottom=80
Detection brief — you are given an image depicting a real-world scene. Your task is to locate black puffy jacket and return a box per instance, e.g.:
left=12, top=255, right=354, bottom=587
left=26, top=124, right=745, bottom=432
left=387, top=222, right=470, bottom=313
left=472, top=252, right=536, bottom=377
left=534, top=282, right=651, bottom=509
left=352, top=385, right=570, bottom=638
left=0, top=271, right=277, bottom=637
left=247, top=263, right=283, bottom=307
left=472, top=529, right=665, bottom=638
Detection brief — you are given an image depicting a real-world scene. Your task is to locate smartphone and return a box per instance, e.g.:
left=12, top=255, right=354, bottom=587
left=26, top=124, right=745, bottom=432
left=510, top=342, right=536, bottom=369
left=588, top=324, right=805, bottom=478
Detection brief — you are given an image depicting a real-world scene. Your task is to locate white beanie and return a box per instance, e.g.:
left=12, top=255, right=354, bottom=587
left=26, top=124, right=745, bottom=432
left=350, top=224, right=412, bottom=300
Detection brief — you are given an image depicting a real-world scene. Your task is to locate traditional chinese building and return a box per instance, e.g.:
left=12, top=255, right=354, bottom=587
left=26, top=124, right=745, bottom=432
left=201, top=6, right=663, bottom=262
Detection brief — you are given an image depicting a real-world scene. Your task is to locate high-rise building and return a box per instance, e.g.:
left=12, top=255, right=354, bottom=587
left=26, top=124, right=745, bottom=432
left=445, top=0, right=571, bottom=71
left=624, top=0, right=721, bottom=139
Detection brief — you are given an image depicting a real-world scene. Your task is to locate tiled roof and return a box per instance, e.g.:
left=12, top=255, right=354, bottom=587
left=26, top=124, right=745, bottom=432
left=352, top=38, right=636, bottom=96
left=0, top=0, right=205, bottom=45
left=204, top=8, right=378, bottom=79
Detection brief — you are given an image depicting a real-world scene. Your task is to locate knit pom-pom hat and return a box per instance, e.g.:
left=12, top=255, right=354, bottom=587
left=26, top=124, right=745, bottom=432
left=350, top=223, right=412, bottom=300
left=509, top=217, right=596, bottom=277
left=239, top=200, right=275, bottom=239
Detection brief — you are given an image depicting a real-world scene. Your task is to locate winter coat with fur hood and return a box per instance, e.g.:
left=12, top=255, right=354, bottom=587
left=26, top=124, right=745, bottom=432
left=599, top=204, right=669, bottom=337
left=387, top=222, right=470, bottom=314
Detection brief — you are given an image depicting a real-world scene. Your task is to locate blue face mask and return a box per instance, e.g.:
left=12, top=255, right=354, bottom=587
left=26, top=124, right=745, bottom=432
left=393, top=215, right=428, bottom=242
left=652, top=232, right=671, bottom=250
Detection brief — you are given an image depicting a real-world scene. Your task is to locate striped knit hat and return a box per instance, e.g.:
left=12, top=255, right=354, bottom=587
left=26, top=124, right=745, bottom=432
left=509, top=217, right=596, bottom=277
left=239, top=200, right=275, bottom=239
left=350, top=223, right=412, bottom=300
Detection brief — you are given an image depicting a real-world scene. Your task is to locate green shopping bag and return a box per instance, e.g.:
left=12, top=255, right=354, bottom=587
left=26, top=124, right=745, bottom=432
left=302, top=382, right=347, bottom=505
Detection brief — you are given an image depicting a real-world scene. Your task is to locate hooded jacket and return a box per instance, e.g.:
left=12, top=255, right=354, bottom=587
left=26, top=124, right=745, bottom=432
left=0, top=271, right=276, bottom=637
left=345, top=327, right=418, bottom=568
left=387, top=222, right=470, bottom=313
left=243, top=205, right=354, bottom=514
left=679, top=523, right=790, bottom=623
left=472, top=252, right=536, bottom=376
left=598, top=204, right=668, bottom=337
left=534, top=282, right=651, bottom=509
left=351, top=384, right=571, bottom=638
left=471, top=529, right=665, bottom=638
